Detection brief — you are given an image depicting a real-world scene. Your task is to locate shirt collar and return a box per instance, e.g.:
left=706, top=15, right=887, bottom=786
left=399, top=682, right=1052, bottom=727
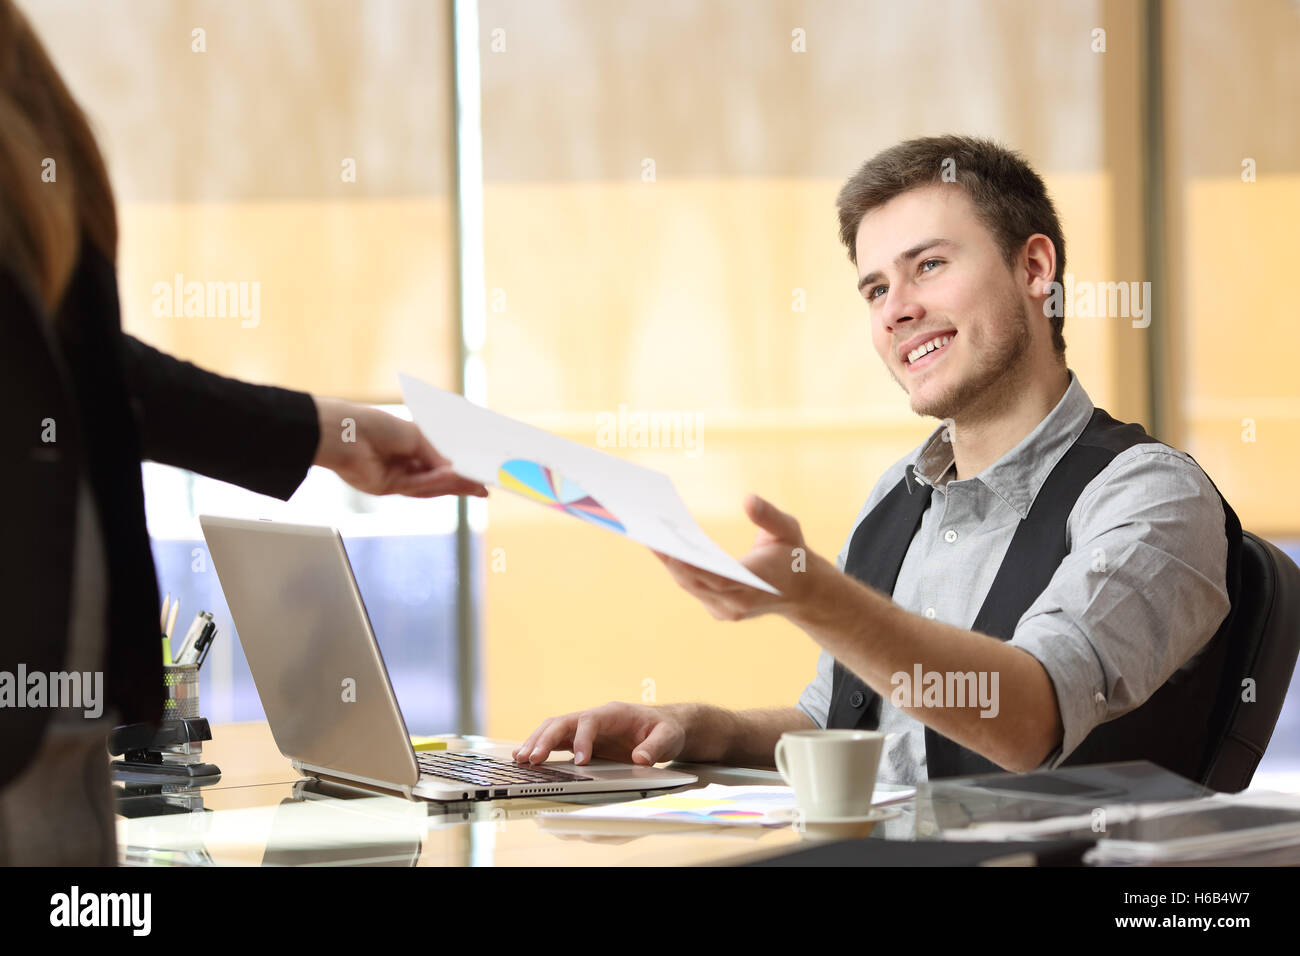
left=904, top=369, right=1095, bottom=519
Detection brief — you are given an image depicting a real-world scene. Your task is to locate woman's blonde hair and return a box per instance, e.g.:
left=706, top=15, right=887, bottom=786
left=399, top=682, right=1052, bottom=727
left=0, top=0, right=116, bottom=312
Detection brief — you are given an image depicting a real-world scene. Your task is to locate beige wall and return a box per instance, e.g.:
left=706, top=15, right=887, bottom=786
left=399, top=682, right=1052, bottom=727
left=1163, top=0, right=1300, bottom=535
left=25, top=0, right=459, bottom=400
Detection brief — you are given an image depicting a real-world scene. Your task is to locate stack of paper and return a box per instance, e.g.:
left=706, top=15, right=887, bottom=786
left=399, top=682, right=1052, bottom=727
left=939, top=790, right=1300, bottom=865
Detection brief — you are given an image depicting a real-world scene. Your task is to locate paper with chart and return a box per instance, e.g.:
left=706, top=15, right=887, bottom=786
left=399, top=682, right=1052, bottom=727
left=399, top=374, right=778, bottom=594
left=536, top=784, right=916, bottom=829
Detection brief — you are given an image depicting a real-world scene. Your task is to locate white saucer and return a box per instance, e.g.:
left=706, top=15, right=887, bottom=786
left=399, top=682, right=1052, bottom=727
left=772, top=806, right=901, bottom=840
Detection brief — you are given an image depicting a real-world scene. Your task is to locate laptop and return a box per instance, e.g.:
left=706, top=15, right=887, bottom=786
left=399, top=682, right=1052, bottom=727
left=199, top=515, right=698, bottom=801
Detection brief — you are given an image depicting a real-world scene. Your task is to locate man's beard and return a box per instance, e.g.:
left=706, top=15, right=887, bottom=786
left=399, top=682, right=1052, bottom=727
left=902, top=292, right=1033, bottom=423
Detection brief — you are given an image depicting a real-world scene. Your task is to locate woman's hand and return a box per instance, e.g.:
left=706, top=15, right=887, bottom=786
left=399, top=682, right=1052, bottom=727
left=312, top=396, right=488, bottom=498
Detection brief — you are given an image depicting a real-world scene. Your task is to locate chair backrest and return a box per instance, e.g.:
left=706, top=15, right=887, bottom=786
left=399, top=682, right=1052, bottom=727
left=1202, top=532, right=1300, bottom=792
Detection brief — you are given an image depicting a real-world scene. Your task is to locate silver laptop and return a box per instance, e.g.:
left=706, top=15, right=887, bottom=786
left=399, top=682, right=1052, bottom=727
left=199, top=515, right=697, bottom=801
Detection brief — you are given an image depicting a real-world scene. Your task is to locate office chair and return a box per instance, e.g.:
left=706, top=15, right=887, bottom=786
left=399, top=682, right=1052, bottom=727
left=1202, top=532, right=1300, bottom=792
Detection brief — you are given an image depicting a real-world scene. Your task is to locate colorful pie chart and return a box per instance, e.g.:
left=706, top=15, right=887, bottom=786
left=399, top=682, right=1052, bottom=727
left=497, top=459, right=627, bottom=534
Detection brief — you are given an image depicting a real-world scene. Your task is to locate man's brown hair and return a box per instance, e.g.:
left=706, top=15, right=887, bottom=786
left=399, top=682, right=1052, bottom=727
left=836, top=134, right=1067, bottom=354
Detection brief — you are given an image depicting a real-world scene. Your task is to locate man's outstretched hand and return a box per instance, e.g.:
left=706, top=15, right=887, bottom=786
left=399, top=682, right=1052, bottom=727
left=653, top=493, right=828, bottom=621
left=312, top=396, right=489, bottom=498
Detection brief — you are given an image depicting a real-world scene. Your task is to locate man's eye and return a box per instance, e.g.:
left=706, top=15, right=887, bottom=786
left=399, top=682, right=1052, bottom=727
left=867, top=285, right=886, bottom=301
left=921, top=258, right=942, bottom=273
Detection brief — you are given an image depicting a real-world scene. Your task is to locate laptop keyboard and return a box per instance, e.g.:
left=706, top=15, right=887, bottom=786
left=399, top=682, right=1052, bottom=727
left=416, top=751, right=594, bottom=786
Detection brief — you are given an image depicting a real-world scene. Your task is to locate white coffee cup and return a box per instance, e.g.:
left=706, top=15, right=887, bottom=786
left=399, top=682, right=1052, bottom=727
left=774, top=729, right=885, bottom=820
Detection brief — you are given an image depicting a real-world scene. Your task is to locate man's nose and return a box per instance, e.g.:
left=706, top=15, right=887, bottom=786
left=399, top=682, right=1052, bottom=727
left=881, top=296, right=925, bottom=334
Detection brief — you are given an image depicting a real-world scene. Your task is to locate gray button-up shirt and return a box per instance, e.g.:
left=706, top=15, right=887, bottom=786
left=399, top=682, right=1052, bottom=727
left=796, top=370, right=1230, bottom=785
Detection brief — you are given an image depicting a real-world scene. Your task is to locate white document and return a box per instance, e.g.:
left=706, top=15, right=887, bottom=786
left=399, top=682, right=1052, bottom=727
left=535, top=784, right=916, bottom=829
left=399, top=374, right=779, bottom=594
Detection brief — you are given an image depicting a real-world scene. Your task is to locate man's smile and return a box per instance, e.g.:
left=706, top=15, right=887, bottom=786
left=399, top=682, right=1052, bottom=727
left=900, top=330, right=957, bottom=371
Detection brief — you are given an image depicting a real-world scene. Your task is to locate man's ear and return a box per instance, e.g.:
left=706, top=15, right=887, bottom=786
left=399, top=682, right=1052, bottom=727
left=1022, top=234, right=1057, bottom=298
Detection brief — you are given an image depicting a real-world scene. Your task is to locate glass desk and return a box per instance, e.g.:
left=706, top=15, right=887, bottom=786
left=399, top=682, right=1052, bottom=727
left=111, top=724, right=1226, bottom=866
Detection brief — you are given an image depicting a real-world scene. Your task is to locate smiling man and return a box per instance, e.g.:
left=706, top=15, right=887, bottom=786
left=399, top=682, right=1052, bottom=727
left=513, top=134, right=1241, bottom=786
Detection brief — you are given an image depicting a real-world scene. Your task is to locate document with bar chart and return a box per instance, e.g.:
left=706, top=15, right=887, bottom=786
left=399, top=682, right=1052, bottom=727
left=399, top=373, right=778, bottom=594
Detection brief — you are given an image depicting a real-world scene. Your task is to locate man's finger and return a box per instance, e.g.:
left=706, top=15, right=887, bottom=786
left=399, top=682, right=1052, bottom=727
left=660, top=554, right=743, bottom=595
left=513, top=719, right=553, bottom=762
left=572, top=713, right=600, bottom=765
left=527, top=714, right=579, bottom=764
left=657, top=554, right=718, bottom=594
left=631, top=721, right=680, bottom=765
left=743, top=493, right=800, bottom=541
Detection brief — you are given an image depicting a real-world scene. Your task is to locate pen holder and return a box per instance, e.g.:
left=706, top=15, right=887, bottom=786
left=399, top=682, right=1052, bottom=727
left=108, top=665, right=221, bottom=779
left=163, top=663, right=200, bottom=720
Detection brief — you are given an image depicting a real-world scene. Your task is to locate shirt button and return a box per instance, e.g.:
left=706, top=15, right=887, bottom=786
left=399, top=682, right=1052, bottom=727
left=924, top=607, right=936, bottom=619
left=1094, top=691, right=1106, bottom=704
left=943, top=528, right=958, bottom=543
left=850, top=691, right=865, bottom=708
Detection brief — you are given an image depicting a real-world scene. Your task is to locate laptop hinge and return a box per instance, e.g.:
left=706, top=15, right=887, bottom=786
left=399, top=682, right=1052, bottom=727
left=292, top=759, right=417, bottom=801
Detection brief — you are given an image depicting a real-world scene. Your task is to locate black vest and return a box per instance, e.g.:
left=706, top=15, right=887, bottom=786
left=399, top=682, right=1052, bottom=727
left=827, top=407, right=1243, bottom=782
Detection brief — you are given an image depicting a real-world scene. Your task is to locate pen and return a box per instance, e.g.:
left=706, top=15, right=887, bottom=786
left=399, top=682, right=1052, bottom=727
left=195, top=623, right=218, bottom=670
left=180, top=617, right=214, bottom=666
left=175, top=611, right=210, bottom=665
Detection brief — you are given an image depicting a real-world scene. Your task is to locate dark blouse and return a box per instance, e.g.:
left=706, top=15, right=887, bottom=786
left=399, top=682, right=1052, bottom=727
left=1, top=239, right=319, bottom=788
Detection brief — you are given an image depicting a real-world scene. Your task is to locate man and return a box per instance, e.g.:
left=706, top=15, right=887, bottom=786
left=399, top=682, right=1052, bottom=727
left=511, top=134, right=1238, bottom=785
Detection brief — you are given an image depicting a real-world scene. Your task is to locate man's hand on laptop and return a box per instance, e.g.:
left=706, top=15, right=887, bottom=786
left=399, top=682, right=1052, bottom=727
left=312, top=396, right=489, bottom=498
left=512, top=702, right=687, bottom=766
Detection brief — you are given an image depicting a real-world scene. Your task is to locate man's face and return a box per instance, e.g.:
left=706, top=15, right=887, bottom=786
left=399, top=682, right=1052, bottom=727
left=853, top=184, right=1033, bottom=422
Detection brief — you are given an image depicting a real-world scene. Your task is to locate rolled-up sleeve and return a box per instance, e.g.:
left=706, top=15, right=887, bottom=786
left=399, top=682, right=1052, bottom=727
left=1007, top=446, right=1231, bottom=769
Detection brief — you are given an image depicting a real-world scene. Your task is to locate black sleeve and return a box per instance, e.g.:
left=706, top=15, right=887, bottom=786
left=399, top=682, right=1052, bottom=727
left=119, top=335, right=321, bottom=501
